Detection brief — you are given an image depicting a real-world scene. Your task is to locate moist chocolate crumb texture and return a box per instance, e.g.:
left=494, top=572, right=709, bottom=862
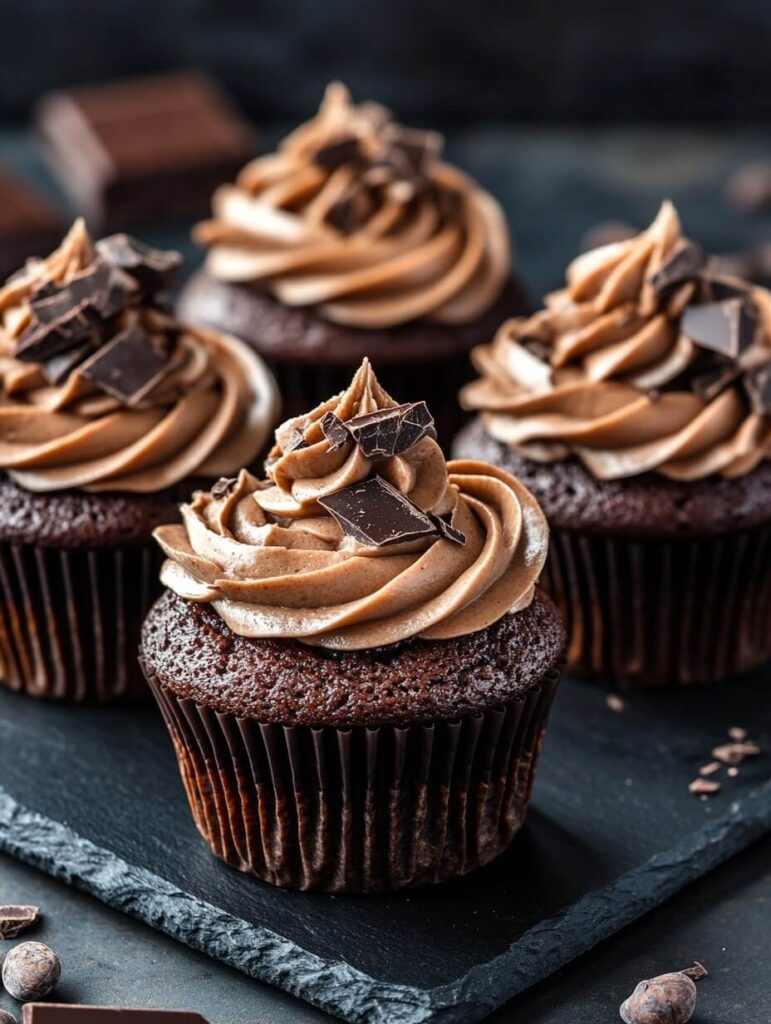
left=178, top=82, right=527, bottom=441
left=142, top=360, right=564, bottom=891
left=457, top=201, right=771, bottom=685
left=0, top=220, right=277, bottom=702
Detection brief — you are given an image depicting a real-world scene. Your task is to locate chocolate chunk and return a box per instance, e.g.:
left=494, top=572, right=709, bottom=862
left=0, top=904, right=39, bottom=939
left=649, top=242, right=705, bottom=297
left=284, top=428, right=309, bottom=454
left=30, top=260, right=135, bottom=324
left=23, top=1008, right=210, bottom=1023
left=430, top=513, right=466, bottom=545
left=41, top=340, right=97, bottom=385
left=320, top=412, right=352, bottom=452
left=80, top=324, right=170, bottom=405
left=346, top=402, right=437, bottom=459
left=16, top=303, right=99, bottom=363
left=325, top=185, right=374, bottom=234
left=699, top=273, right=751, bottom=303
left=313, top=135, right=361, bottom=169
left=36, top=72, right=256, bottom=229
left=682, top=298, right=757, bottom=358
left=210, top=476, right=238, bottom=499
left=744, top=363, right=771, bottom=414
left=318, top=476, right=464, bottom=547
left=96, top=235, right=181, bottom=294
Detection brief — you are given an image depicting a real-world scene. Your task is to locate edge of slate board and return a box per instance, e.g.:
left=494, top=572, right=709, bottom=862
left=0, top=783, right=769, bottom=1023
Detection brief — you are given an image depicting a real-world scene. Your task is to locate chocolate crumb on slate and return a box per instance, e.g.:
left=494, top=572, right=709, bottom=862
left=711, top=741, right=760, bottom=765
left=0, top=904, right=39, bottom=939
left=699, top=761, right=720, bottom=777
left=689, top=777, right=720, bottom=795
left=320, top=412, right=352, bottom=452
left=727, top=766, right=740, bottom=778
left=682, top=297, right=758, bottom=359
left=729, top=726, right=748, bottom=742
left=210, top=477, right=238, bottom=499
left=346, top=402, right=437, bottom=458
left=96, top=234, right=181, bottom=293
left=649, top=241, right=706, bottom=297
left=318, top=476, right=465, bottom=547
left=80, top=324, right=170, bottom=405
left=606, top=694, right=625, bottom=712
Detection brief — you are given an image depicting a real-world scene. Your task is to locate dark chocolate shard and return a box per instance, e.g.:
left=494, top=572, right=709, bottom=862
left=430, top=513, right=466, bottom=545
left=682, top=298, right=757, bottom=358
left=346, top=402, right=437, bottom=459
left=313, top=135, right=361, bottom=169
left=96, top=235, right=181, bottom=293
left=16, top=303, right=100, bottom=363
left=318, top=476, right=464, bottom=547
left=320, top=412, right=351, bottom=452
left=649, top=241, right=705, bottom=297
left=699, top=273, right=752, bottom=303
left=30, top=260, right=135, bottom=324
left=744, top=363, right=771, bottom=415
left=23, top=1007, right=210, bottom=1023
left=383, top=125, right=441, bottom=176
left=690, top=361, right=740, bottom=403
left=41, top=340, right=97, bottom=385
left=284, top=428, right=309, bottom=454
left=0, top=904, right=39, bottom=939
left=80, top=324, right=170, bottom=405
left=210, top=476, right=238, bottom=499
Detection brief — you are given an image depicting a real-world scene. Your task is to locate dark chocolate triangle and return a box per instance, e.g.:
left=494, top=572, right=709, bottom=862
left=96, top=235, right=181, bottom=293
left=682, top=298, right=758, bottom=358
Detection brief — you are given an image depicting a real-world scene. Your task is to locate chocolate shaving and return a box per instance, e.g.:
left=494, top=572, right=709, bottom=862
left=318, top=476, right=465, bottom=547
left=80, top=324, right=170, bottom=405
left=682, top=962, right=709, bottom=982
left=320, top=412, right=351, bottom=452
left=345, top=402, right=437, bottom=459
left=210, top=476, right=238, bottom=499
left=711, top=741, right=760, bottom=765
left=682, top=297, right=758, bottom=359
left=313, top=135, right=361, bottom=169
left=96, top=234, right=181, bottom=293
left=743, top=363, right=771, bottom=415
left=0, top=904, right=39, bottom=939
left=649, top=241, right=706, bottom=297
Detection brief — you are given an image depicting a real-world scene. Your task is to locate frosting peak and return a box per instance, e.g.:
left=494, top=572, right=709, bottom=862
left=156, top=360, right=548, bottom=650
left=194, top=83, right=511, bottom=329
left=0, top=221, right=277, bottom=493
left=462, top=202, right=771, bottom=481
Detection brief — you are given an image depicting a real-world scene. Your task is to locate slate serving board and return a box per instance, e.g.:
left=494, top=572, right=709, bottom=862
left=0, top=667, right=768, bottom=1024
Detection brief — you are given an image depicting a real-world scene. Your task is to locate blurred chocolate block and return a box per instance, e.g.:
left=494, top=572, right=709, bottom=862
left=0, top=167, right=64, bottom=281
left=23, top=1007, right=210, bottom=1023
left=36, top=71, right=256, bottom=229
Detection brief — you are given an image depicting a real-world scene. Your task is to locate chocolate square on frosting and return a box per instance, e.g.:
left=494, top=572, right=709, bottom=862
left=36, top=72, right=256, bottom=228
left=682, top=298, right=758, bottom=358
left=80, top=324, right=171, bottom=405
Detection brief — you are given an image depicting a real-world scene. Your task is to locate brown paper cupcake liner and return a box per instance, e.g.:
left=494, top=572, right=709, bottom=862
left=269, top=355, right=473, bottom=452
left=143, top=663, right=561, bottom=892
left=0, top=541, right=162, bottom=703
left=543, top=524, right=771, bottom=686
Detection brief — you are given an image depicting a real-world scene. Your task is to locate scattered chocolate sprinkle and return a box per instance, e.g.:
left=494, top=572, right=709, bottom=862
left=312, top=135, right=361, bottom=169
left=699, top=762, right=720, bottom=777
left=606, top=694, right=625, bottom=712
left=320, top=412, right=351, bottom=452
left=649, top=241, right=706, bottom=297
left=711, top=741, right=760, bottom=765
left=80, top=324, right=170, bottom=405
left=0, top=904, right=39, bottom=939
left=210, top=477, right=238, bottom=499
left=96, top=234, right=181, bottom=293
left=729, top=726, right=748, bottom=742
left=689, top=778, right=720, bottom=795
left=346, top=402, right=437, bottom=459
left=318, top=476, right=464, bottom=547
left=743, top=363, right=771, bottom=415
left=724, top=159, right=771, bottom=212
left=682, top=297, right=757, bottom=359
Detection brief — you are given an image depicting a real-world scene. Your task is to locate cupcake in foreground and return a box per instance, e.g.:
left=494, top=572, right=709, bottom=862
left=178, top=82, right=528, bottom=444
left=141, top=360, right=564, bottom=892
left=456, top=201, right=771, bottom=686
left=0, top=220, right=278, bottom=702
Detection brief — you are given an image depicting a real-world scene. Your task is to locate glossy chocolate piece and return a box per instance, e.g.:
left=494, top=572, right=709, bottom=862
left=320, top=411, right=351, bottom=451
left=80, top=324, right=171, bottom=405
left=23, top=1008, right=209, bottom=1024
left=682, top=297, right=757, bottom=358
left=96, top=235, right=181, bottom=293
left=36, top=72, right=256, bottom=228
left=649, top=241, right=705, bottom=296
left=346, top=401, right=437, bottom=458
left=0, top=168, right=64, bottom=283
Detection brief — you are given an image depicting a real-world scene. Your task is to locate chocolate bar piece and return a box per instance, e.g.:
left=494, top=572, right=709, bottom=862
left=321, top=403, right=437, bottom=459
left=23, top=1007, right=209, bottom=1023
left=648, top=241, right=705, bottom=297
left=80, top=324, right=171, bottom=405
left=682, top=298, right=758, bottom=358
left=0, top=168, right=64, bottom=283
left=36, top=72, right=256, bottom=228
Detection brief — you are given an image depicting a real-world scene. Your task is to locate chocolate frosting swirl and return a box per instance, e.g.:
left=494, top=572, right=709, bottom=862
left=462, top=202, right=771, bottom=480
left=194, top=82, right=511, bottom=329
left=0, top=221, right=278, bottom=493
left=155, top=360, right=548, bottom=650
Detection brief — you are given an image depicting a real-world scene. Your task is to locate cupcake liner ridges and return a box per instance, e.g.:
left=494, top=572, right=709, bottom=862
left=544, top=525, right=771, bottom=686
left=0, top=541, right=162, bottom=703
left=144, top=664, right=561, bottom=893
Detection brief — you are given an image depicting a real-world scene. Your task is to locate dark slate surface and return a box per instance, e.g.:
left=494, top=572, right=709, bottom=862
left=0, top=666, right=768, bottom=1023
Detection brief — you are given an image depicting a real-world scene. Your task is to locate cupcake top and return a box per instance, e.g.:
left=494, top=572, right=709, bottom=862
left=0, top=220, right=277, bottom=493
left=193, top=82, right=511, bottom=329
left=462, top=201, right=771, bottom=481
left=155, top=359, right=548, bottom=651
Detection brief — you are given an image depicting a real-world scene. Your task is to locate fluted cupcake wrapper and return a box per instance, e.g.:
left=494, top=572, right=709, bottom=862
left=143, top=663, right=561, bottom=893
left=0, top=541, right=162, bottom=703
left=544, top=525, right=771, bottom=686
left=269, top=356, right=473, bottom=452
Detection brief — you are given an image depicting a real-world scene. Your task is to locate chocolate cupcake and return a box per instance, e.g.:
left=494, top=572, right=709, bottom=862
left=178, top=82, right=528, bottom=445
left=456, top=201, right=771, bottom=686
left=0, top=220, right=278, bottom=702
left=141, top=360, right=564, bottom=892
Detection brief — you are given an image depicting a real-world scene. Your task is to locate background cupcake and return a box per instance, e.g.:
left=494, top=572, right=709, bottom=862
left=0, top=219, right=278, bottom=702
left=456, top=201, right=771, bottom=686
left=141, top=360, right=563, bottom=892
left=178, top=83, right=528, bottom=445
